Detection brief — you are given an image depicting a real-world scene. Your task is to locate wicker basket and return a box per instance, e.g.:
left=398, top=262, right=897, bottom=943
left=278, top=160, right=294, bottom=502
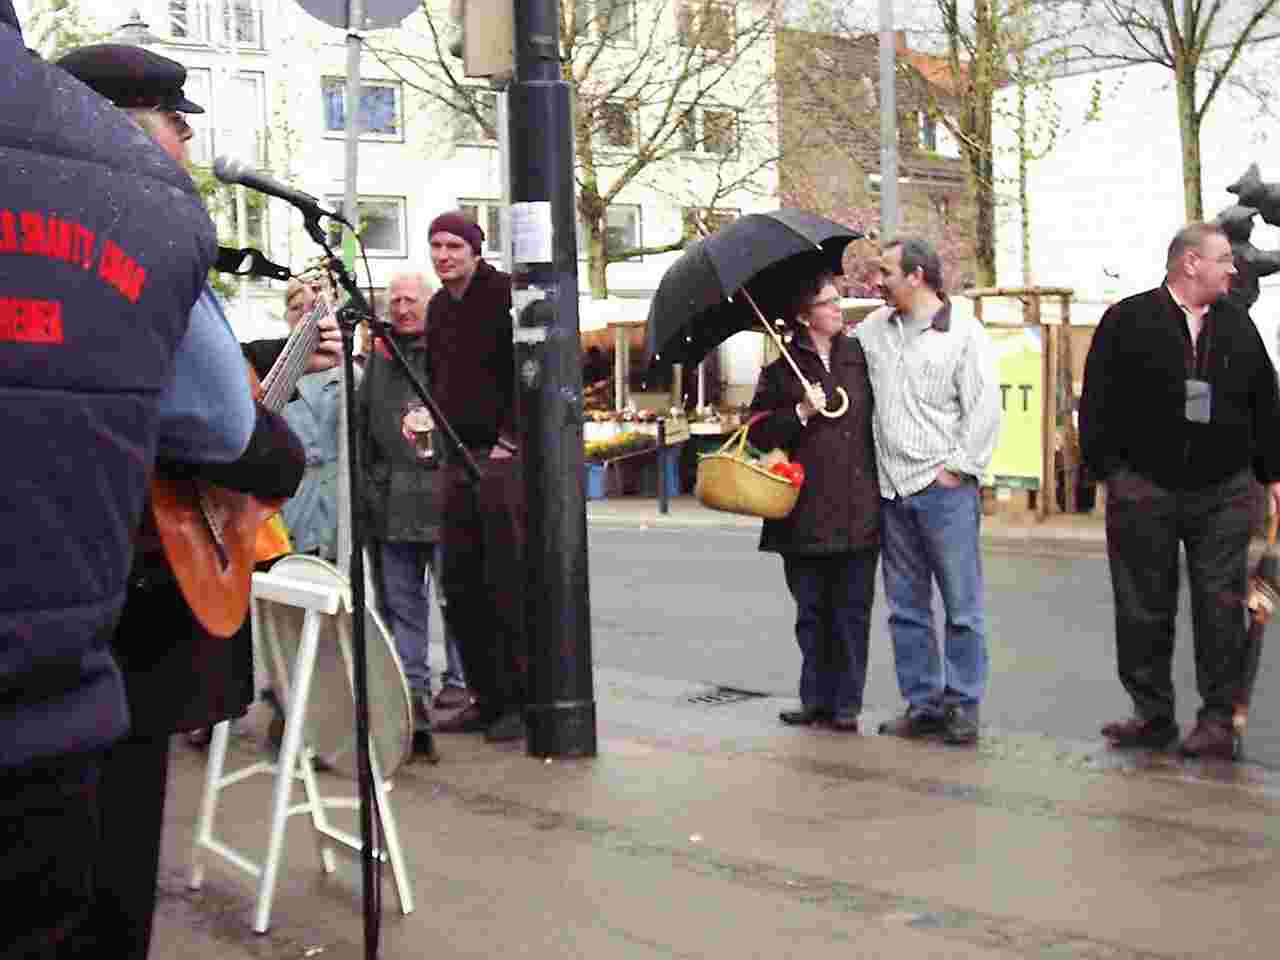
left=694, top=414, right=800, bottom=520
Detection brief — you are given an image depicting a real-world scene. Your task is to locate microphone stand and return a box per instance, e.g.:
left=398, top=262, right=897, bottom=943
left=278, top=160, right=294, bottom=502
left=308, top=217, right=480, bottom=957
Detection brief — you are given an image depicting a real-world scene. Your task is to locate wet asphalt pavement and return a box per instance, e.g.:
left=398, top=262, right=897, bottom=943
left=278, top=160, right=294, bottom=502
left=586, top=525, right=1280, bottom=768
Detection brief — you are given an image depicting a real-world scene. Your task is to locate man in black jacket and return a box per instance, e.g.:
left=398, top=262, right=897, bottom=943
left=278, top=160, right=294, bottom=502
left=1080, top=221, right=1280, bottom=760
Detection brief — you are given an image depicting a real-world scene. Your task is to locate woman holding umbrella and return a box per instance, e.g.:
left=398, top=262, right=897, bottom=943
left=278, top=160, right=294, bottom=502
left=748, top=271, right=880, bottom=733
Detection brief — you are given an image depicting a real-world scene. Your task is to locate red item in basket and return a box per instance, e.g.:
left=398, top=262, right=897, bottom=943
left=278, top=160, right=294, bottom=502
left=769, top=462, right=805, bottom=487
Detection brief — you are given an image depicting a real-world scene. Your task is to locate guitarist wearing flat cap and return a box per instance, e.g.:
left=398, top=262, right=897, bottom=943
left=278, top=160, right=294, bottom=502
left=54, top=43, right=330, bottom=958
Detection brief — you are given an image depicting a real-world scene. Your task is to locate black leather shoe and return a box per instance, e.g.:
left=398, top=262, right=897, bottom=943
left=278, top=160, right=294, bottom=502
left=1179, top=717, right=1234, bottom=760
left=829, top=711, right=860, bottom=733
left=484, top=710, right=526, bottom=743
left=413, top=729, right=440, bottom=764
left=435, top=702, right=490, bottom=734
left=878, top=707, right=945, bottom=738
left=1101, top=715, right=1178, bottom=749
left=941, top=705, right=979, bottom=746
left=779, top=708, right=831, bottom=726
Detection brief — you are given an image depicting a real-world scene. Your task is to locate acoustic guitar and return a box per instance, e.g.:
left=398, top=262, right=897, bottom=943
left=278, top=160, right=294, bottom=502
left=150, top=295, right=334, bottom=637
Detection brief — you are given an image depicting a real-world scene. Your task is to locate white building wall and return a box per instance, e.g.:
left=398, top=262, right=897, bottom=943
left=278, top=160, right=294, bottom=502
left=94, top=0, right=779, bottom=348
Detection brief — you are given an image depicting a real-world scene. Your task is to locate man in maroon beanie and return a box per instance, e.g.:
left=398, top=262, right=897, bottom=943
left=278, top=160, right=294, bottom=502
left=425, top=211, right=528, bottom=742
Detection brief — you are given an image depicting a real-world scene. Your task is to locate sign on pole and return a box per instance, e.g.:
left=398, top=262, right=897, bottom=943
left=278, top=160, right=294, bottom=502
left=295, top=0, right=419, bottom=30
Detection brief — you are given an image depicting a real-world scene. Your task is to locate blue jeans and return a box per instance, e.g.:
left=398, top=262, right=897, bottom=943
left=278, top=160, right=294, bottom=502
left=881, top=483, right=988, bottom=714
left=377, top=541, right=436, bottom=698
left=782, top=549, right=879, bottom=715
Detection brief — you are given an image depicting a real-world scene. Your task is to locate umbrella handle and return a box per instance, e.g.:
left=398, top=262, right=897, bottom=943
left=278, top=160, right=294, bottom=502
left=1269, top=510, right=1278, bottom=546
left=818, top=387, right=850, bottom=418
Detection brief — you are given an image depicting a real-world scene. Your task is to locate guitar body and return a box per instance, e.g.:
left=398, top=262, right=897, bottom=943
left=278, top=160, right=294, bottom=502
left=148, top=296, right=333, bottom=638
left=150, top=473, right=278, bottom=638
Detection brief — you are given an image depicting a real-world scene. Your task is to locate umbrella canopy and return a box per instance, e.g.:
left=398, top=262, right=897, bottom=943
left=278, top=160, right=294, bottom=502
left=645, top=209, right=862, bottom=367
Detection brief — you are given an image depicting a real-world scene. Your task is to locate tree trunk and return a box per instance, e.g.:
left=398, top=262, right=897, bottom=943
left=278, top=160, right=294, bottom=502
left=585, top=219, right=608, bottom=298
left=1175, top=68, right=1203, bottom=221
left=971, top=0, right=997, bottom=287
left=1017, top=71, right=1032, bottom=286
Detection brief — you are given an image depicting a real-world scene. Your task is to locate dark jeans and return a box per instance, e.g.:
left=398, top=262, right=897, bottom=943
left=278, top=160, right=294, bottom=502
left=782, top=548, right=879, bottom=716
left=1105, top=467, right=1253, bottom=723
left=442, top=454, right=527, bottom=718
left=1, top=753, right=99, bottom=958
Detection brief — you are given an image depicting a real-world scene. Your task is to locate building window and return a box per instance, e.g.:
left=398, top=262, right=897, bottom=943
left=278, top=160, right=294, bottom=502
left=224, top=0, right=261, bottom=47
left=175, top=69, right=264, bottom=167
left=676, top=1, right=733, bottom=53
left=682, top=206, right=738, bottom=238
left=322, top=78, right=402, bottom=140
left=574, top=0, right=636, bottom=45
left=325, top=196, right=408, bottom=258
left=224, top=187, right=269, bottom=252
left=169, top=0, right=259, bottom=46
left=458, top=200, right=504, bottom=259
left=452, top=89, right=499, bottom=144
left=224, top=71, right=266, bottom=163
left=576, top=205, right=642, bottom=260
left=597, top=100, right=635, bottom=149
left=606, top=204, right=641, bottom=259
left=679, top=106, right=737, bottom=157
left=169, top=0, right=210, bottom=42
left=183, top=67, right=214, bottom=165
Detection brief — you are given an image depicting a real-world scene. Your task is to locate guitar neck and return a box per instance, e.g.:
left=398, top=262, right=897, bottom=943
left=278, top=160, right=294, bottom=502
left=260, top=298, right=330, bottom=412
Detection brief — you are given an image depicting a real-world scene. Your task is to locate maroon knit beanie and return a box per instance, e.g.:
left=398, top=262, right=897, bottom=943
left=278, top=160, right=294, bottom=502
left=428, top=211, right=485, bottom=255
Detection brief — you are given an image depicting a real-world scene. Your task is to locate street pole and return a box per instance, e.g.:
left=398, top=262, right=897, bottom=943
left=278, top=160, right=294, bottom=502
left=509, top=0, right=596, bottom=757
left=336, top=0, right=364, bottom=574
left=879, top=0, right=898, bottom=242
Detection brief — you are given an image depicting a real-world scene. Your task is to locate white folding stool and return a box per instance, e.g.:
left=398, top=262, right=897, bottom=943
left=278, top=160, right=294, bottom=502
left=188, top=563, right=415, bottom=933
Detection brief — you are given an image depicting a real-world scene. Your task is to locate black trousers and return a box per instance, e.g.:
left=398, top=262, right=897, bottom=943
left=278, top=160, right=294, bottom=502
left=81, top=734, right=170, bottom=960
left=0, top=753, right=99, bottom=958
left=1105, top=468, right=1252, bottom=723
left=441, top=454, right=527, bottom=718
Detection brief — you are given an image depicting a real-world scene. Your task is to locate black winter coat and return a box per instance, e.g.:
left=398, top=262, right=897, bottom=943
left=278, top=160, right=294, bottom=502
left=358, top=332, right=445, bottom=543
left=748, top=333, right=880, bottom=555
left=1080, top=285, right=1280, bottom=489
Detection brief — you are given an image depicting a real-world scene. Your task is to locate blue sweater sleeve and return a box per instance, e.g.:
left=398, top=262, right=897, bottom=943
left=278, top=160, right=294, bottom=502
left=155, top=287, right=256, bottom=462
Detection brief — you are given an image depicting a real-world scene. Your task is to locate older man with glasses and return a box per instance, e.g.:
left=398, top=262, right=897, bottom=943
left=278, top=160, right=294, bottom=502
left=1081, top=222, right=1280, bottom=760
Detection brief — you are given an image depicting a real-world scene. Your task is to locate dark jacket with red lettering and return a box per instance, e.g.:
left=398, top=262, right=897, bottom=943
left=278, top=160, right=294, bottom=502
left=0, top=15, right=217, bottom=768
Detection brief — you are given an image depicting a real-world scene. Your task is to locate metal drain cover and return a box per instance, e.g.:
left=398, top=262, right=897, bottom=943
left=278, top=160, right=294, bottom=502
left=686, top=686, right=768, bottom=706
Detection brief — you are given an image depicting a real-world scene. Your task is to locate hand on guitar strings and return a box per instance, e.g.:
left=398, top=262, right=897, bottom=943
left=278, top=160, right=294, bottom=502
left=306, top=307, right=343, bottom=372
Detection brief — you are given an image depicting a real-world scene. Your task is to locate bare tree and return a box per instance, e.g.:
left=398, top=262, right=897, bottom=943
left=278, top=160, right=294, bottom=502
left=779, top=2, right=1094, bottom=288
left=23, top=0, right=106, bottom=60
left=1084, top=1, right=1280, bottom=220
left=367, top=0, right=782, bottom=297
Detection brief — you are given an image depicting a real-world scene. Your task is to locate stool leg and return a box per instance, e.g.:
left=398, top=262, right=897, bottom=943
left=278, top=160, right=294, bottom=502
left=255, top=610, right=322, bottom=934
left=369, top=752, right=414, bottom=915
left=188, top=718, right=232, bottom=890
left=296, top=746, right=337, bottom=875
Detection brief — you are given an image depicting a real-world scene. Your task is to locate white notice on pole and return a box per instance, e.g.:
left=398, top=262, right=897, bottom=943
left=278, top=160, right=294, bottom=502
left=510, top=202, right=554, bottom=264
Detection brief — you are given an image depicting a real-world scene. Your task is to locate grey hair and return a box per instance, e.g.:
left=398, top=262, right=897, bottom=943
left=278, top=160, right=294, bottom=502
left=387, top=271, right=435, bottom=299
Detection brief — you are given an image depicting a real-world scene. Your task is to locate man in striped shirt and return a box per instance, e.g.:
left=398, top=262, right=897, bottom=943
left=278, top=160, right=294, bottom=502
left=854, top=238, right=1001, bottom=745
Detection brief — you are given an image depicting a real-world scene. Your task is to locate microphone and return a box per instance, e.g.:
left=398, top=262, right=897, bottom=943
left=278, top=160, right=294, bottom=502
left=212, top=156, right=349, bottom=225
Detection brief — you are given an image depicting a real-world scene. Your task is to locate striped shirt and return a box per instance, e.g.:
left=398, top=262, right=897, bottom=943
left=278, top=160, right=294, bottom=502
left=854, top=300, right=1002, bottom=498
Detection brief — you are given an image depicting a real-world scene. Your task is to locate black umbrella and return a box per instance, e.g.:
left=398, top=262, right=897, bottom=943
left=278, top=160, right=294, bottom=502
left=645, top=209, right=862, bottom=369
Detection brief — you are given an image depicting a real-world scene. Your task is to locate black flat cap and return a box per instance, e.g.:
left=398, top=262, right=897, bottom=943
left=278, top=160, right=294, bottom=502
left=56, top=43, right=204, bottom=114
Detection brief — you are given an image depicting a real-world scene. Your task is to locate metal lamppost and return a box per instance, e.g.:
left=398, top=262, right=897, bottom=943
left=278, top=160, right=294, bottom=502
left=508, top=0, right=596, bottom=757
